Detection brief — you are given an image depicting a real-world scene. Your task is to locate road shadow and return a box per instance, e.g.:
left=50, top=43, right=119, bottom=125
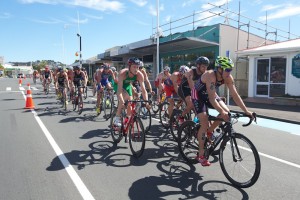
left=128, top=158, right=249, bottom=200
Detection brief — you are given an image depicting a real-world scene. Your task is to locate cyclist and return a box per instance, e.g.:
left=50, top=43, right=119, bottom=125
left=71, top=66, right=87, bottom=109
left=32, top=70, right=38, bottom=84
left=55, top=67, right=70, bottom=103
left=192, top=56, right=253, bottom=166
left=156, top=66, right=171, bottom=102
left=163, top=65, right=187, bottom=120
left=113, top=57, right=149, bottom=127
left=95, top=63, right=116, bottom=114
left=110, top=66, right=118, bottom=94
left=42, top=66, right=52, bottom=91
left=132, top=61, right=155, bottom=99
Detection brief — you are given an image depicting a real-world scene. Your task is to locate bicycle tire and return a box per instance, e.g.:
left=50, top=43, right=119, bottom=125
left=159, top=102, right=170, bottom=129
left=84, top=87, right=88, bottom=99
left=177, top=120, right=199, bottom=165
left=78, top=94, right=83, bottom=115
left=129, top=117, right=145, bottom=158
left=103, top=96, right=113, bottom=120
left=169, top=109, right=184, bottom=142
left=151, top=95, right=160, bottom=114
left=219, top=133, right=261, bottom=188
left=138, top=106, right=152, bottom=133
left=110, top=111, right=123, bottom=143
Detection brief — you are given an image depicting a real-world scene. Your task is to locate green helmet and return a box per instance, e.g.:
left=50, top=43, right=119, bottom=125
left=215, top=56, right=234, bottom=71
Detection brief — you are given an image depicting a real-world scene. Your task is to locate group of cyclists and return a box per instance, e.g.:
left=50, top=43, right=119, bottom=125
left=33, top=55, right=254, bottom=167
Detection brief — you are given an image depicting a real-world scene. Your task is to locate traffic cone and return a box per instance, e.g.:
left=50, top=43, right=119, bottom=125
left=25, top=84, right=35, bottom=109
left=19, top=78, right=22, bottom=86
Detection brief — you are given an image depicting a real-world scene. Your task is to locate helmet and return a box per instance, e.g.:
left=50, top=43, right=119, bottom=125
left=163, top=66, right=170, bottom=71
left=73, top=66, right=80, bottom=70
left=196, top=56, right=210, bottom=65
left=127, top=57, right=141, bottom=66
left=103, top=64, right=110, bottom=70
left=215, top=56, right=234, bottom=71
left=110, top=67, right=116, bottom=72
left=57, top=66, right=63, bottom=72
left=67, top=66, right=73, bottom=70
left=179, top=65, right=189, bottom=74
left=82, top=67, right=86, bottom=71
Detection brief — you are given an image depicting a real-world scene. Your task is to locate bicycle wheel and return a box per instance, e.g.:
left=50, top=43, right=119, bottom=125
left=103, top=96, right=113, bottom=120
left=110, top=111, right=123, bottom=143
left=151, top=95, right=159, bottom=114
left=84, top=87, right=88, bottom=99
left=138, top=106, right=152, bottom=133
left=178, top=120, right=199, bottom=165
left=219, top=133, right=261, bottom=188
left=45, top=83, right=49, bottom=95
left=159, top=102, right=170, bottom=129
left=78, top=93, right=83, bottom=115
left=129, top=117, right=145, bottom=158
left=169, top=109, right=185, bottom=142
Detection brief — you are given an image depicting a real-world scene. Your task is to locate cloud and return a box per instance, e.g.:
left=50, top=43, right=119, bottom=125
left=182, top=0, right=198, bottom=7
left=83, top=13, right=103, bottom=20
left=69, top=17, right=89, bottom=24
left=30, top=17, right=64, bottom=24
left=149, top=3, right=164, bottom=16
left=165, top=15, right=171, bottom=22
left=261, top=4, right=284, bottom=12
left=129, top=0, right=147, bottom=7
left=259, top=4, right=300, bottom=21
left=0, top=12, right=12, bottom=19
left=19, top=0, right=125, bottom=13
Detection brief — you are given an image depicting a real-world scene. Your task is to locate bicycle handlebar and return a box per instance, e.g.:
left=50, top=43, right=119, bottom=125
left=229, top=112, right=257, bottom=127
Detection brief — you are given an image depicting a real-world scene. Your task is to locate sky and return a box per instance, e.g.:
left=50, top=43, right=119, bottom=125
left=1, top=0, right=300, bottom=65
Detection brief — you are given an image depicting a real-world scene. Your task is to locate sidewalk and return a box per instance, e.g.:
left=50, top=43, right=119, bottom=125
left=228, top=101, right=300, bottom=125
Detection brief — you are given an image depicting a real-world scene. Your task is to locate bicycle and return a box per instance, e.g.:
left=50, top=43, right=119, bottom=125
left=177, top=112, right=260, bottom=188
left=83, top=85, right=88, bottom=100
left=71, top=85, right=84, bottom=115
left=44, top=79, right=50, bottom=95
left=96, top=87, right=114, bottom=119
left=159, top=98, right=184, bottom=129
left=134, top=93, right=152, bottom=134
left=151, top=92, right=166, bottom=115
left=110, top=100, right=150, bottom=158
left=57, top=85, right=68, bottom=111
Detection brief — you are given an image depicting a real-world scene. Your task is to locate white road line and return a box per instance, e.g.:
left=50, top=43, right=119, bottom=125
left=236, top=145, right=300, bottom=169
left=31, top=87, right=38, bottom=90
left=19, top=87, right=25, bottom=91
left=21, top=92, right=95, bottom=200
left=6, top=87, right=11, bottom=91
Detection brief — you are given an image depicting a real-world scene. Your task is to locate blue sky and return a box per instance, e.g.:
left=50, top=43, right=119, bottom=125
left=1, top=0, right=300, bottom=64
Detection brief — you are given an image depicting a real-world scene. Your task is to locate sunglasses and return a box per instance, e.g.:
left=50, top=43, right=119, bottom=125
left=224, top=68, right=232, bottom=73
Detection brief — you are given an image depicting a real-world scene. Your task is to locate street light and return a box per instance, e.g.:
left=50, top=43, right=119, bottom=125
left=77, top=33, right=82, bottom=69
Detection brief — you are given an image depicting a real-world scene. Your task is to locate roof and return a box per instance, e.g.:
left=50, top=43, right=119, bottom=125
left=237, top=38, right=300, bottom=56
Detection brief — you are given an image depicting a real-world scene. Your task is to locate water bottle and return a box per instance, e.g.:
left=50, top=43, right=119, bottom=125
left=124, top=116, right=129, bottom=125
left=193, top=116, right=199, bottom=123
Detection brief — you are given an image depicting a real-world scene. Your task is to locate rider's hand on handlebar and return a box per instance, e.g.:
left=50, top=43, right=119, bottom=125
left=220, top=110, right=229, bottom=122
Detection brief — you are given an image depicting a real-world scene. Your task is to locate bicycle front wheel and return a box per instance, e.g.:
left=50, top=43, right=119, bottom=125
left=178, top=120, right=199, bottom=165
left=138, top=106, right=152, bottom=134
left=110, top=110, right=123, bottom=143
left=219, top=133, right=261, bottom=188
left=159, top=102, right=170, bottom=129
left=103, top=96, right=113, bottom=120
left=129, top=117, right=145, bottom=158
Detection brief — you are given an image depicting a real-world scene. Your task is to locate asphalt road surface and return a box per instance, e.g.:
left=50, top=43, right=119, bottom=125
left=1, top=77, right=300, bottom=200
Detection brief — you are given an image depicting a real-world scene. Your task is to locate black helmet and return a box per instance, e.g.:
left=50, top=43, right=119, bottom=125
left=73, top=66, right=80, bottom=70
left=196, top=56, right=210, bottom=65
left=127, top=57, right=141, bottom=66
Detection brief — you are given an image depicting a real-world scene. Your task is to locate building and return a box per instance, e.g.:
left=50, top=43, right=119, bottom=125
left=3, top=63, right=33, bottom=78
left=237, top=39, right=300, bottom=101
left=94, top=23, right=271, bottom=97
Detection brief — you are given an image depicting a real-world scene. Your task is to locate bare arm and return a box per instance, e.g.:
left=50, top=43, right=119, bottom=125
left=171, top=74, right=179, bottom=94
left=186, top=70, right=194, bottom=90
left=117, top=70, right=125, bottom=104
left=225, top=76, right=251, bottom=114
left=137, top=72, right=148, bottom=101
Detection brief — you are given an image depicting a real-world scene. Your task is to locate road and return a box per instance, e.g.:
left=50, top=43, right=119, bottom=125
left=1, top=77, right=300, bottom=200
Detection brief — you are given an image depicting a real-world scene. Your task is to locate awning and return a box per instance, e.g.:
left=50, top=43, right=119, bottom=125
left=111, top=37, right=219, bottom=57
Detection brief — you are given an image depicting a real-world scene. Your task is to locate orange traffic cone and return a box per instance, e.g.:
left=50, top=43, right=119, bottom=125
left=19, top=78, right=22, bottom=86
left=25, top=84, right=35, bottom=109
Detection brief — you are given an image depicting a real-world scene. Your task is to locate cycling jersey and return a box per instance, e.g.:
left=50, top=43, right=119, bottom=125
left=73, top=72, right=84, bottom=87
left=100, top=71, right=111, bottom=87
left=44, top=71, right=50, bottom=79
left=122, top=71, right=137, bottom=96
left=178, top=68, right=200, bottom=99
left=163, top=74, right=181, bottom=97
left=192, top=70, right=223, bottom=114
left=57, top=74, right=66, bottom=87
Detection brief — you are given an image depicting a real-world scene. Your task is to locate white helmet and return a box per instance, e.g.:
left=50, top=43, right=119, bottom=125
left=179, top=65, right=189, bottom=74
